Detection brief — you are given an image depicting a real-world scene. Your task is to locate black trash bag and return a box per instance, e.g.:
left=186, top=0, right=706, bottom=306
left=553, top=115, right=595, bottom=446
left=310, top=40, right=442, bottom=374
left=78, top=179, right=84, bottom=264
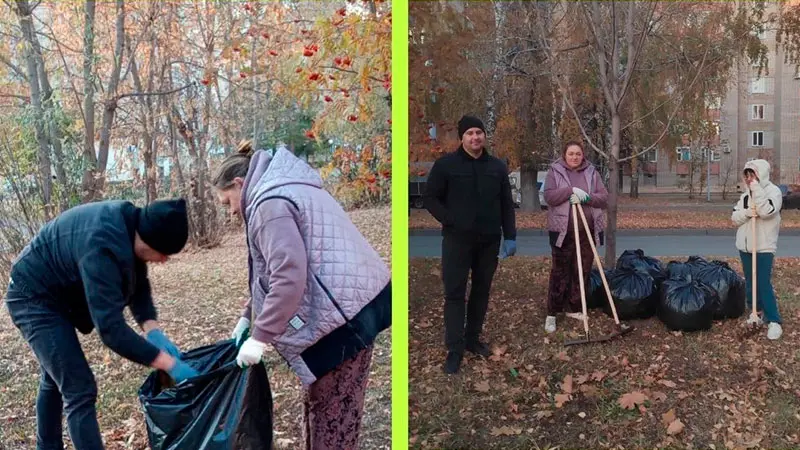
left=616, top=249, right=667, bottom=284
left=666, top=261, right=693, bottom=281
left=602, top=268, right=659, bottom=320
left=588, top=268, right=614, bottom=309
left=657, top=279, right=717, bottom=332
left=139, top=339, right=274, bottom=450
left=686, top=255, right=711, bottom=275
left=694, top=260, right=747, bottom=320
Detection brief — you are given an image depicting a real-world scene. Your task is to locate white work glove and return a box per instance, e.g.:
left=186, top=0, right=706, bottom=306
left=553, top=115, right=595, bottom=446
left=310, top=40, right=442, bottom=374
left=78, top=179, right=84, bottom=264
left=231, top=317, right=250, bottom=342
left=745, top=208, right=757, bottom=218
left=236, top=337, right=267, bottom=368
left=572, top=187, right=590, bottom=203
left=569, top=194, right=580, bottom=205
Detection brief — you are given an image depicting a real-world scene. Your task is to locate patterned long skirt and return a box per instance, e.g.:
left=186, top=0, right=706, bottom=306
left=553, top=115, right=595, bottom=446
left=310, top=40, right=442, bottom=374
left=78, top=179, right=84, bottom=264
left=302, top=346, right=373, bottom=449
left=547, top=223, right=595, bottom=315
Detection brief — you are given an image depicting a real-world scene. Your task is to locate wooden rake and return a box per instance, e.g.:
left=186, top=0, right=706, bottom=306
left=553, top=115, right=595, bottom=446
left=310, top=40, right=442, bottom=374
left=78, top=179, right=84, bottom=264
left=564, top=203, right=634, bottom=346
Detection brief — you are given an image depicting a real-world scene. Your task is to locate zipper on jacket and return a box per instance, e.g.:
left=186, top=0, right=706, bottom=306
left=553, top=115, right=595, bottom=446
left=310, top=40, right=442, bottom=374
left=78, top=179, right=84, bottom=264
left=313, top=273, right=349, bottom=322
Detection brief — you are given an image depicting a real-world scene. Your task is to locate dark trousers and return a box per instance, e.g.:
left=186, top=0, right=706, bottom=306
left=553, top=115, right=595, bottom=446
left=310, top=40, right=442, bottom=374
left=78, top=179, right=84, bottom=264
left=5, top=279, right=104, bottom=450
left=441, top=232, right=501, bottom=353
left=739, top=251, right=782, bottom=324
left=547, top=224, right=594, bottom=315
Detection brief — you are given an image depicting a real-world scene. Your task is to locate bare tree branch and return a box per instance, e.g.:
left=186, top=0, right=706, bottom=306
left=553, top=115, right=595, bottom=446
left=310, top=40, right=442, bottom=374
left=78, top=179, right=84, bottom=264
left=585, top=2, right=617, bottom=109
left=0, top=53, right=27, bottom=81
left=617, top=2, right=656, bottom=109
left=618, top=44, right=712, bottom=163
left=117, top=81, right=195, bottom=101
left=0, top=93, right=28, bottom=100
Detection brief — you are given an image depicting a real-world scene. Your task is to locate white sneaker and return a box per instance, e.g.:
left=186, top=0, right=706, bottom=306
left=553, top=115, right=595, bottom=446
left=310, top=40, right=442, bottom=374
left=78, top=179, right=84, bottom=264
left=565, top=312, right=585, bottom=321
left=545, top=316, right=556, bottom=333
left=767, top=322, right=782, bottom=340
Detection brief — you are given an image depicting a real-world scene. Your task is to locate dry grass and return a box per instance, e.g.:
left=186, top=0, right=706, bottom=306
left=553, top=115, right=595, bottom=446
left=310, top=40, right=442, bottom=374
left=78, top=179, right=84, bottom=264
left=409, top=256, right=800, bottom=449
left=0, top=205, right=391, bottom=450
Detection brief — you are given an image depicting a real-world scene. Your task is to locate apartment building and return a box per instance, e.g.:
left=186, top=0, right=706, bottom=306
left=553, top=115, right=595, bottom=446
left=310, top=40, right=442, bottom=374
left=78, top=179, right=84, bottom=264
left=625, top=5, right=800, bottom=192
left=719, top=21, right=800, bottom=188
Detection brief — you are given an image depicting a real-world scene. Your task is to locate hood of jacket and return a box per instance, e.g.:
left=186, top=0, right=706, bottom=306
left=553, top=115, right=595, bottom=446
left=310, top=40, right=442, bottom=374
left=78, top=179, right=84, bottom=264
left=244, top=148, right=324, bottom=213
left=744, top=159, right=772, bottom=188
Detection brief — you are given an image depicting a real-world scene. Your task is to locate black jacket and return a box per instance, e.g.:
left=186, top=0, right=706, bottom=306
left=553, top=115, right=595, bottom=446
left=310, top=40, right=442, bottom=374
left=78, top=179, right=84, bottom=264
left=10, top=200, right=161, bottom=366
left=424, top=146, right=517, bottom=240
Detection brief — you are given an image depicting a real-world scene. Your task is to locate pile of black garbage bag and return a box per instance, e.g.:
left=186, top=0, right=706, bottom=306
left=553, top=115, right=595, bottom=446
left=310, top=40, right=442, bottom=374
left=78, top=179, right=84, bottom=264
left=138, top=339, right=274, bottom=450
left=587, top=249, right=746, bottom=332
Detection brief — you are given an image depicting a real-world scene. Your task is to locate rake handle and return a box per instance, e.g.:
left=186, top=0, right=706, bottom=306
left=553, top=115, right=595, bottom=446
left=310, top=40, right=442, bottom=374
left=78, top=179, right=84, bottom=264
left=572, top=203, right=590, bottom=338
left=751, top=201, right=758, bottom=320
left=576, top=204, right=621, bottom=326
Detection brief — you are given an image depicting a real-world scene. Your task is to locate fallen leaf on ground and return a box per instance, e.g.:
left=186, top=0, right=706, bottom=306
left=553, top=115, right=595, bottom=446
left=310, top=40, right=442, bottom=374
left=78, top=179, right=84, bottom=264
left=555, top=393, right=571, bottom=408
left=591, top=370, right=606, bottom=382
left=662, top=409, right=676, bottom=426
left=580, top=385, right=599, bottom=397
left=619, top=391, right=648, bottom=410
left=658, top=379, right=677, bottom=388
left=562, top=375, right=574, bottom=394
left=667, top=419, right=685, bottom=435
left=490, top=426, right=522, bottom=436
left=474, top=381, right=490, bottom=393
left=555, top=351, right=571, bottom=361
left=651, top=391, right=668, bottom=402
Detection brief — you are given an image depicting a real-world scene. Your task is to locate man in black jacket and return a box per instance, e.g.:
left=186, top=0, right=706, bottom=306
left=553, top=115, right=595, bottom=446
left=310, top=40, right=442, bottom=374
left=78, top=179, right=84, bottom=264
left=4, top=198, right=197, bottom=450
left=424, top=115, right=517, bottom=374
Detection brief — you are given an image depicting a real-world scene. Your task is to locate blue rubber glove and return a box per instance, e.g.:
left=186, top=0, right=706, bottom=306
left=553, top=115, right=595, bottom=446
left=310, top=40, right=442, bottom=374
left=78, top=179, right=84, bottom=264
left=167, top=359, right=198, bottom=384
left=500, top=239, right=517, bottom=259
left=146, top=329, right=182, bottom=359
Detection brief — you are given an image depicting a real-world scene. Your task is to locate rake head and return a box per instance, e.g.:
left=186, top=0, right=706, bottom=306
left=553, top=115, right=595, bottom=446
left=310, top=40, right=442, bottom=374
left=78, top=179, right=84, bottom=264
left=564, top=323, right=635, bottom=346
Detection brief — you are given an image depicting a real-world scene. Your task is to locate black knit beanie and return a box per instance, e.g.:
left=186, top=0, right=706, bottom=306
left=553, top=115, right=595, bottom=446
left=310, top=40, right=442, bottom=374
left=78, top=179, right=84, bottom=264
left=136, top=198, right=189, bottom=255
left=458, top=115, right=485, bottom=139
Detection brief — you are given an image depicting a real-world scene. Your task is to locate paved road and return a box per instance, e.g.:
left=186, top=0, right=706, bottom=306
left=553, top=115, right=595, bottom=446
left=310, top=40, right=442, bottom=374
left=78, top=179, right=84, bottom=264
left=409, top=229, right=800, bottom=258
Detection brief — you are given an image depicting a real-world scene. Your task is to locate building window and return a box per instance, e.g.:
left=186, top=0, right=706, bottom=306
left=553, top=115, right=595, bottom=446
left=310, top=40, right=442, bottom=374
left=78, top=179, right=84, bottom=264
left=751, top=131, right=764, bottom=147
left=751, top=104, right=764, bottom=120
left=646, top=148, right=657, bottom=163
left=676, top=146, right=691, bottom=161
left=702, top=148, right=722, bottom=162
left=750, top=77, right=766, bottom=94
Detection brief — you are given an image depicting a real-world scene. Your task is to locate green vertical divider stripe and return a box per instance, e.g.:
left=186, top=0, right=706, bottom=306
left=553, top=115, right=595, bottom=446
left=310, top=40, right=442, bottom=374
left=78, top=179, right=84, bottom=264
left=391, top=0, right=409, bottom=447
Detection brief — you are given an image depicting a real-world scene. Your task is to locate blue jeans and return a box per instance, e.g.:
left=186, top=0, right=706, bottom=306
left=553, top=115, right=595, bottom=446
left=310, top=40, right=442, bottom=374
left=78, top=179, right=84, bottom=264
left=5, top=278, right=104, bottom=450
left=739, top=251, right=782, bottom=324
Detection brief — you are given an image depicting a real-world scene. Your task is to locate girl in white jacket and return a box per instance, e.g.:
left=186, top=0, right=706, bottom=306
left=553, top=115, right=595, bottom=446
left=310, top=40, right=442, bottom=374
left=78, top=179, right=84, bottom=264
left=731, top=159, right=783, bottom=340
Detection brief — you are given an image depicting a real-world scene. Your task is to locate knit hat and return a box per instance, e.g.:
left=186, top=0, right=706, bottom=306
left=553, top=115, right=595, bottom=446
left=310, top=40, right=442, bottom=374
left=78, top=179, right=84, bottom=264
left=458, top=115, right=485, bottom=139
left=136, top=198, right=189, bottom=255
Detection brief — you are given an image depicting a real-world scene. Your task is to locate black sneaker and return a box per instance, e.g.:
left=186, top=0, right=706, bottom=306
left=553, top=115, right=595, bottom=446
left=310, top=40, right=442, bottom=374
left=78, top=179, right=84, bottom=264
left=443, top=351, right=463, bottom=374
left=466, top=341, right=491, bottom=358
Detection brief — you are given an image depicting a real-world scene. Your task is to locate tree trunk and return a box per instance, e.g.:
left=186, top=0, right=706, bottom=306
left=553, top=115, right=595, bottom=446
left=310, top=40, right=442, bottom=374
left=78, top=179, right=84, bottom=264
left=520, top=168, right=541, bottom=211
left=14, top=0, right=53, bottom=219
left=93, top=0, right=126, bottom=200
left=26, top=16, right=69, bottom=212
left=630, top=155, right=639, bottom=198
left=129, top=26, right=159, bottom=204
left=81, top=0, right=98, bottom=203
left=605, top=112, right=621, bottom=264
left=484, top=0, right=506, bottom=144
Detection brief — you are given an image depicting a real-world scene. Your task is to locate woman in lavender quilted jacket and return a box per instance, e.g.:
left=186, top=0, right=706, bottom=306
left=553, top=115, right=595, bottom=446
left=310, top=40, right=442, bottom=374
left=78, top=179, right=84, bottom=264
left=212, top=140, right=392, bottom=450
left=542, top=140, right=608, bottom=334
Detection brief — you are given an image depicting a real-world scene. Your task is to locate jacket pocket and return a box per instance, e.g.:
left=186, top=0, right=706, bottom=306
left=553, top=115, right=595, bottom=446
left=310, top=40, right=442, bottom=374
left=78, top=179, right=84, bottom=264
left=313, top=274, right=348, bottom=322
left=250, top=275, right=269, bottom=319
